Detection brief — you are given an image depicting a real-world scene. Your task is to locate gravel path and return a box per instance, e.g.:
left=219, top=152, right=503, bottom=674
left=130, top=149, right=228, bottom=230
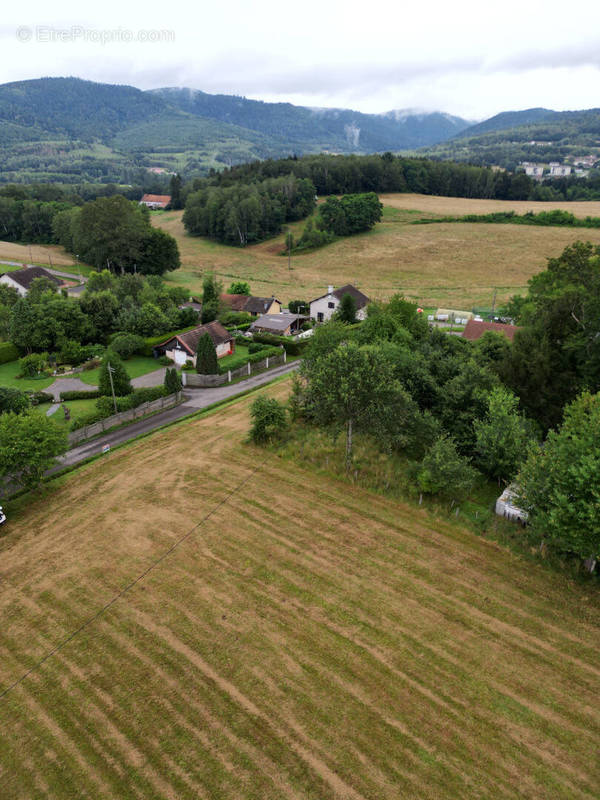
left=45, top=403, right=60, bottom=417
left=45, top=377, right=98, bottom=402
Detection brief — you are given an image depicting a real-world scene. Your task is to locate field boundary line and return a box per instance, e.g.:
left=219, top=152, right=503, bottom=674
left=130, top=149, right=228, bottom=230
left=0, top=455, right=267, bottom=703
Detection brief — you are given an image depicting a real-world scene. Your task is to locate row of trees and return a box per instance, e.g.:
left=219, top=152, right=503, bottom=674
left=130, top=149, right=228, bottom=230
left=183, top=174, right=317, bottom=245
left=201, top=153, right=534, bottom=200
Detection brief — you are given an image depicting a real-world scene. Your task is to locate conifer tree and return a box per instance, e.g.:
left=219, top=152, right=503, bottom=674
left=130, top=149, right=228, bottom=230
left=196, top=333, right=218, bottom=374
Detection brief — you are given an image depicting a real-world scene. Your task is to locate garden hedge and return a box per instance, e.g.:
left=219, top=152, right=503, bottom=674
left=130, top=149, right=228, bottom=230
left=60, top=389, right=102, bottom=401
left=218, top=346, right=282, bottom=374
left=141, top=325, right=198, bottom=357
left=250, top=333, right=309, bottom=355
left=0, top=342, right=19, bottom=364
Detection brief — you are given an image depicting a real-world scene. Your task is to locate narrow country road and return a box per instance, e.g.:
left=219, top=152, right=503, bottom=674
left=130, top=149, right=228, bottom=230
left=55, top=361, right=300, bottom=469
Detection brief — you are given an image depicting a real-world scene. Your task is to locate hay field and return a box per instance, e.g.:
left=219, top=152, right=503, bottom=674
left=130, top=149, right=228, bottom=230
left=1, top=381, right=598, bottom=799
left=0, top=242, right=77, bottom=269
left=379, top=193, right=600, bottom=217
left=154, top=201, right=600, bottom=309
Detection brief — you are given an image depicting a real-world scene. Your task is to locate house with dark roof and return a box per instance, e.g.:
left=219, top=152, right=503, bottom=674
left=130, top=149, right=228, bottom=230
left=155, top=321, right=234, bottom=367
left=139, top=194, right=171, bottom=209
left=0, top=266, right=62, bottom=297
left=461, top=319, right=520, bottom=342
left=250, top=313, right=307, bottom=336
left=220, top=294, right=281, bottom=317
left=309, top=284, right=370, bottom=323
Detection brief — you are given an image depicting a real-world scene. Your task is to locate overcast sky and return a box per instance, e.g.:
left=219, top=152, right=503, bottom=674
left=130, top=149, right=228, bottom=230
left=2, top=0, right=600, bottom=119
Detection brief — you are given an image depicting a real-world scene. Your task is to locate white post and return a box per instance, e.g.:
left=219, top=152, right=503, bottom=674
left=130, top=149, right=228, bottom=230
left=247, top=362, right=251, bottom=375
left=283, top=349, right=287, bottom=363
left=266, top=357, right=269, bottom=369
left=181, top=371, right=187, bottom=386
left=228, top=369, right=232, bottom=383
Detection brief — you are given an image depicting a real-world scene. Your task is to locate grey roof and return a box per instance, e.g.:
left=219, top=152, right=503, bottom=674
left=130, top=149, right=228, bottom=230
left=1, top=266, right=62, bottom=290
left=310, top=284, right=370, bottom=309
left=157, top=321, right=233, bottom=356
left=251, top=313, right=305, bottom=333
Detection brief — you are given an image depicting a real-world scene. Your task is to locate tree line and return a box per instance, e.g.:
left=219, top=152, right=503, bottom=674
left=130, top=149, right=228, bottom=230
left=183, top=174, right=316, bottom=245
left=197, top=153, right=534, bottom=200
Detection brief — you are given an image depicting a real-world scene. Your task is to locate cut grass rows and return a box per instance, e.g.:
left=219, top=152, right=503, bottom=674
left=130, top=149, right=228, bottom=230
left=0, top=383, right=598, bottom=798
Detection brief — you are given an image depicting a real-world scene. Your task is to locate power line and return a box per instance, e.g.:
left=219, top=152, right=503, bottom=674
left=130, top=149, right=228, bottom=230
left=0, top=457, right=266, bottom=702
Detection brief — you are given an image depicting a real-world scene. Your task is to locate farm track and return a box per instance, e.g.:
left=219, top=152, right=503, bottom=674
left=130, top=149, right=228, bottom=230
left=0, top=381, right=598, bottom=798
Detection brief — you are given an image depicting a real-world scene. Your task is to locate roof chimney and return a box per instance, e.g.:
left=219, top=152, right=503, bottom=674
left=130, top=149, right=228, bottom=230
left=327, top=285, right=334, bottom=295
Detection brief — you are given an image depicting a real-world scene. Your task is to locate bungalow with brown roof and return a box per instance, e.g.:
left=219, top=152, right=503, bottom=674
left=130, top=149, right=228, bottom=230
left=220, top=294, right=282, bottom=316
left=155, top=321, right=234, bottom=367
left=139, top=194, right=171, bottom=209
left=461, top=319, right=520, bottom=342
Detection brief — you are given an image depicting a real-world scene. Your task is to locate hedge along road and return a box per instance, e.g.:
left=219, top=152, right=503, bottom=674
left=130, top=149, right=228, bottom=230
left=55, top=360, right=300, bottom=469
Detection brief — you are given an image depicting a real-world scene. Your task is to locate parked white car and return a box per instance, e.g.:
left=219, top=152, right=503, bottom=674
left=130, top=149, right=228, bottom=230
left=0, top=506, right=6, bottom=525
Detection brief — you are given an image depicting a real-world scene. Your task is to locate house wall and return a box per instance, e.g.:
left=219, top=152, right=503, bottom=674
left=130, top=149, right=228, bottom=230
left=266, top=299, right=281, bottom=314
left=310, top=294, right=367, bottom=322
left=0, top=274, right=27, bottom=296
left=216, top=341, right=233, bottom=357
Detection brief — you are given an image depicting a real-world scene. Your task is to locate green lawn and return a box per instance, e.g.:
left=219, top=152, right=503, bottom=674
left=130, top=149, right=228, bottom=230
left=34, top=397, right=99, bottom=430
left=77, top=356, right=162, bottom=386
left=218, top=344, right=250, bottom=368
left=0, top=360, right=54, bottom=391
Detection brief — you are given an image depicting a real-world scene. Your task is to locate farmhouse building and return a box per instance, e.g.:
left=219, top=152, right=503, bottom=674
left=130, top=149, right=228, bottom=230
left=220, top=294, right=282, bottom=316
left=461, top=319, right=520, bottom=342
left=250, top=313, right=307, bottom=336
left=155, top=321, right=234, bottom=367
left=139, top=194, right=171, bottom=209
left=309, top=284, right=370, bottom=323
left=0, top=266, right=62, bottom=297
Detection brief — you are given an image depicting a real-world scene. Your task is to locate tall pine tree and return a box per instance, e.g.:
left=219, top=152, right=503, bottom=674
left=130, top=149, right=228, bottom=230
left=196, top=333, right=218, bottom=374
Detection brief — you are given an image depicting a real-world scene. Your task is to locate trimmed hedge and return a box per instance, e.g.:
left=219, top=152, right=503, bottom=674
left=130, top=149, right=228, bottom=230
left=142, top=326, right=198, bottom=357
left=71, top=386, right=171, bottom=430
left=0, top=342, right=20, bottom=364
left=218, top=345, right=281, bottom=374
left=250, top=333, right=309, bottom=355
left=224, top=321, right=252, bottom=332
left=60, top=389, right=102, bottom=401
left=28, top=391, right=54, bottom=405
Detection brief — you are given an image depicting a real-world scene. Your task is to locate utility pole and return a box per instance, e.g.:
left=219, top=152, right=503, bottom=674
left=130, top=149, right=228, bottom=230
left=107, top=362, right=118, bottom=414
left=287, top=230, right=292, bottom=271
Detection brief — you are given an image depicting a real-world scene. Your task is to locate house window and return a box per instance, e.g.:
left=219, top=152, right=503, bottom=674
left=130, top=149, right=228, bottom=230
left=328, top=301, right=335, bottom=309
left=317, top=312, right=324, bottom=322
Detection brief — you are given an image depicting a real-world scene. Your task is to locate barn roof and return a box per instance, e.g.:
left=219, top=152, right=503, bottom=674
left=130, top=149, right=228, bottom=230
left=157, top=321, right=233, bottom=356
left=310, top=284, right=370, bottom=309
left=461, top=319, right=520, bottom=342
left=1, top=266, right=62, bottom=290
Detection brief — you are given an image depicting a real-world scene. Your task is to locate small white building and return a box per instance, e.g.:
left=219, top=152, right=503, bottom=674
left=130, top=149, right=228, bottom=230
left=155, top=321, right=234, bottom=367
left=548, top=163, right=572, bottom=177
left=495, top=485, right=528, bottom=524
left=309, top=284, right=370, bottom=323
left=0, top=266, right=62, bottom=297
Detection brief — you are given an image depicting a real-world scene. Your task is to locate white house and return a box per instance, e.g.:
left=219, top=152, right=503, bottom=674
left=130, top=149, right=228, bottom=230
left=495, top=485, right=528, bottom=524
left=155, top=321, right=234, bottom=367
left=309, top=284, right=370, bottom=323
left=0, top=266, right=62, bottom=297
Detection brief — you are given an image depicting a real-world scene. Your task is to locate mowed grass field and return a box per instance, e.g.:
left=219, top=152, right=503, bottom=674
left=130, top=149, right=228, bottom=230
left=153, top=196, right=600, bottom=309
left=1, top=380, right=598, bottom=799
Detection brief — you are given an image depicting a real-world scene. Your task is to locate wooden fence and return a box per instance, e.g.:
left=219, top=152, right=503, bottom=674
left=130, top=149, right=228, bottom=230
left=68, top=392, right=182, bottom=446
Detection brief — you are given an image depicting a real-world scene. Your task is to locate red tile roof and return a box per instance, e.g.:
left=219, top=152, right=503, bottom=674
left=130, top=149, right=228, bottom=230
left=462, top=319, right=520, bottom=342
left=140, top=194, right=171, bottom=205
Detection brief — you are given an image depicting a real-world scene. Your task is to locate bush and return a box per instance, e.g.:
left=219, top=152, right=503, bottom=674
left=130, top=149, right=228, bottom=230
left=248, top=342, right=267, bottom=354
left=0, top=387, right=30, bottom=414
left=415, top=435, right=477, bottom=498
left=98, top=352, right=132, bottom=397
left=249, top=397, right=289, bottom=443
left=251, top=332, right=309, bottom=356
left=57, top=339, right=86, bottom=366
left=18, top=352, right=48, bottom=377
left=81, top=357, right=102, bottom=371
left=70, top=410, right=106, bottom=430
left=158, top=355, right=171, bottom=366
left=219, top=311, right=252, bottom=327
left=96, top=386, right=168, bottom=415
left=164, top=367, right=182, bottom=393
left=0, top=342, right=19, bottom=364
left=219, top=346, right=281, bottom=374
left=59, top=389, right=102, bottom=401
left=110, top=332, right=145, bottom=360
left=28, top=391, right=54, bottom=406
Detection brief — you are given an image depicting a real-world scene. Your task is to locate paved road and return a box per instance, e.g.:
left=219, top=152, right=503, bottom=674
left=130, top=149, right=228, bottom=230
left=56, top=361, right=300, bottom=469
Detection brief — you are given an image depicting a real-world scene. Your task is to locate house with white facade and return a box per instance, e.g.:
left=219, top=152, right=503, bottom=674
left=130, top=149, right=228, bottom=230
left=309, top=284, right=370, bottom=323
left=155, top=321, right=234, bottom=367
left=0, top=266, right=62, bottom=297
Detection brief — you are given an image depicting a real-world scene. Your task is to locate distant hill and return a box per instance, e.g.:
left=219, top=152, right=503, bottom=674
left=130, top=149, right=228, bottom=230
left=0, top=77, right=472, bottom=184
left=420, top=108, right=600, bottom=169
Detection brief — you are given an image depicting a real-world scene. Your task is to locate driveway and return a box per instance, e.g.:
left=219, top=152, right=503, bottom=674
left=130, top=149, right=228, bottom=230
left=45, top=377, right=99, bottom=402
left=55, top=361, right=300, bottom=469
left=131, top=368, right=167, bottom=388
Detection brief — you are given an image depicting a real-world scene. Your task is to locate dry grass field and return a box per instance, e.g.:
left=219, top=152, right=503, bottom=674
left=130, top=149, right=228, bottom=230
left=153, top=198, right=600, bottom=309
left=0, top=242, right=77, bottom=269
left=1, top=380, right=598, bottom=799
left=379, top=193, right=600, bottom=217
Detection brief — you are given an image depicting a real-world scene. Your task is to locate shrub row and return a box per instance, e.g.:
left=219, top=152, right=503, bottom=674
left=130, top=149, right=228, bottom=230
left=250, top=333, right=309, bottom=355
left=59, top=389, right=102, bottom=401
left=218, top=346, right=282, bottom=374
left=224, top=321, right=252, bottom=332
left=28, top=391, right=55, bottom=405
left=70, top=386, right=171, bottom=430
left=0, top=342, right=19, bottom=364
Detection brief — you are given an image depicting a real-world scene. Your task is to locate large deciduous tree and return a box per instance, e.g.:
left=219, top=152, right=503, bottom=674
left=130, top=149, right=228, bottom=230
left=0, top=410, right=68, bottom=489
left=516, top=392, right=600, bottom=568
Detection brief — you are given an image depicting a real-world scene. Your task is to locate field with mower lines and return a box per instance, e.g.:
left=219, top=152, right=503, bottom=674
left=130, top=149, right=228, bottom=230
left=0, top=380, right=598, bottom=799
